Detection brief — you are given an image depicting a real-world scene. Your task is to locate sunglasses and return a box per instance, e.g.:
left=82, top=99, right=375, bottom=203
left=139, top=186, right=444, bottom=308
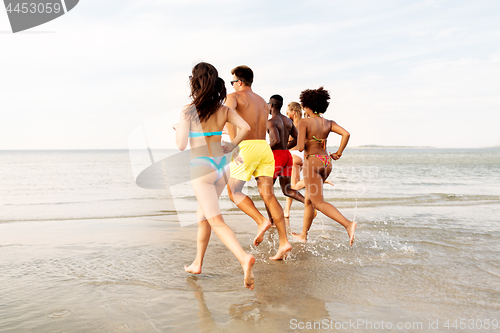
left=230, top=79, right=240, bottom=86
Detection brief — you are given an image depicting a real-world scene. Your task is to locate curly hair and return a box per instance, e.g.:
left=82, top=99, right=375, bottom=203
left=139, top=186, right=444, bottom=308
left=299, top=87, right=330, bottom=114
left=287, top=102, right=302, bottom=120
left=189, top=62, right=227, bottom=123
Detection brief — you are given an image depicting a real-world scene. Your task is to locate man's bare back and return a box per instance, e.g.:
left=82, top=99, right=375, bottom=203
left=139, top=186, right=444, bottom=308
left=225, top=89, right=269, bottom=141
left=267, top=95, right=297, bottom=151
left=268, top=113, right=296, bottom=150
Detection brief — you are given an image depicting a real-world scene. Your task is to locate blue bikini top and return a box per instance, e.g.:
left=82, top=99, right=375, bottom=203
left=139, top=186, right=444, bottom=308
left=188, top=130, right=223, bottom=138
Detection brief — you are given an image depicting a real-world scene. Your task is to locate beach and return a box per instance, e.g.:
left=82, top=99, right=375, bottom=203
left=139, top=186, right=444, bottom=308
left=1, top=149, right=499, bottom=332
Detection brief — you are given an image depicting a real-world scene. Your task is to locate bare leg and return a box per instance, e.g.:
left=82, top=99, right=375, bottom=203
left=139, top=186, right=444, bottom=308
left=284, top=155, right=302, bottom=218
left=256, top=176, right=292, bottom=260
left=280, top=176, right=304, bottom=233
left=185, top=165, right=218, bottom=274
left=264, top=203, right=275, bottom=227
left=228, top=178, right=271, bottom=246
left=284, top=198, right=292, bottom=219
left=189, top=169, right=256, bottom=289
left=293, top=158, right=356, bottom=245
left=291, top=179, right=306, bottom=191
left=184, top=211, right=211, bottom=274
left=279, top=176, right=305, bottom=204
left=312, top=200, right=357, bottom=246
left=207, top=214, right=255, bottom=289
left=291, top=191, right=315, bottom=243
left=264, top=177, right=278, bottom=225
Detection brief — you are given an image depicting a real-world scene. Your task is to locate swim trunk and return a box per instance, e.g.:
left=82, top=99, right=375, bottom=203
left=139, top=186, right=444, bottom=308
left=230, top=140, right=275, bottom=181
left=272, top=150, right=293, bottom=179
left=290, top=149, right=304, bottom=162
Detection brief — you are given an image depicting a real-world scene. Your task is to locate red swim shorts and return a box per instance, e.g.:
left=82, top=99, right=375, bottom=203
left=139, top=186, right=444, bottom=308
left=272, top=150, right=293, bottom=179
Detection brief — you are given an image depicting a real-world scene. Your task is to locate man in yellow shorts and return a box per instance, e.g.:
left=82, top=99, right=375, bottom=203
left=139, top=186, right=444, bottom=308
left=225, top=65, right=291, bottom=260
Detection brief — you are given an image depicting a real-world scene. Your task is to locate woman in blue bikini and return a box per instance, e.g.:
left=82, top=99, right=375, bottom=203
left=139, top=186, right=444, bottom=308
left=291, top=87, right=357, bottom=245
left=174, top=62, right=255, bottom=289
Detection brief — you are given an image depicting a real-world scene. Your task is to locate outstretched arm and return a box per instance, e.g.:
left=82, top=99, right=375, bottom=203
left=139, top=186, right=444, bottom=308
left=330, top=120, right=350, bottom=160
left=287, top=123, right=298, bottom=149
left=224, top=94, right=238, bottom=141
left=175, top=105, right=191, bottom=151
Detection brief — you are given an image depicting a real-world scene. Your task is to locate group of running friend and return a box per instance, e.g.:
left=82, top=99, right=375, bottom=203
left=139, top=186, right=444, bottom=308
left=175, top=62, right=357, bottom=290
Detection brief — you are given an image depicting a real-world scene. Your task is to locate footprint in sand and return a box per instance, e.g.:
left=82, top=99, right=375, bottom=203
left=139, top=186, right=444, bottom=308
left=101, top=299, right=128, bottom=310
left=47, top=309, right=72, bottom=318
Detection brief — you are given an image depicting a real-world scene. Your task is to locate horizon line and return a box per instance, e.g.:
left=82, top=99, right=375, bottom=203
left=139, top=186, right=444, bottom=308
left=1, top=145, right=499, bottom=151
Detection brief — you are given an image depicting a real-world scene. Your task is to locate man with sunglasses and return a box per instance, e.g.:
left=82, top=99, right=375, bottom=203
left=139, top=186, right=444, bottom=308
left=225, top=65, right=292, bottom=260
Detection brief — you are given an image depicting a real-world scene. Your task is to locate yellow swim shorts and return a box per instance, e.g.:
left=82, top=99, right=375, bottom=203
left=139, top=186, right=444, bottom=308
left=230, top=140, right=275, bottom=181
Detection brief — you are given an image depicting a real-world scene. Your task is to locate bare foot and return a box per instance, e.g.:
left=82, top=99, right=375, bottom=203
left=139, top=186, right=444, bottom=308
left=184, top=262, right=202, bottom=274
left=291, top=232, right=307, bottom=243
left=347, top=221, right=357, bottom=246
left=325, top=179, right=334, bottom=186
left=269, top=242, right=292, bottom=260
left=254, top=219, right=272, bottom=246
left=242, top=254, right=255, bottom=290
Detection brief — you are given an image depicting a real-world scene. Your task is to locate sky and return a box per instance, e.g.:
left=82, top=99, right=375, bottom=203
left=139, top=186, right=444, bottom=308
left=1, top=0, right=500, bottom=149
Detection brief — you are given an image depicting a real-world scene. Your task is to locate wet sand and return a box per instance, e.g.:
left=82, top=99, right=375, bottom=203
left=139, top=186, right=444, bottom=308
left=1, top=207, right=499, bottom=333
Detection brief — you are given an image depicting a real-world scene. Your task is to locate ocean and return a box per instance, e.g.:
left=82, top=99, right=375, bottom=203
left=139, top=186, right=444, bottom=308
left=0, top=148, right=499, bottom=332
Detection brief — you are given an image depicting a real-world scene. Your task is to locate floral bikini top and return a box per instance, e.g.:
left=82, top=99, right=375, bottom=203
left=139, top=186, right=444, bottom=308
left=306, top=115, right=331, bottom=167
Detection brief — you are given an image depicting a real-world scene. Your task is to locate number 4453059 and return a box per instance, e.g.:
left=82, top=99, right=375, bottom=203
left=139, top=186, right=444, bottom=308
left=5, top=2, right=62, bottom=14
left=444, top=319, right=498, bottom=330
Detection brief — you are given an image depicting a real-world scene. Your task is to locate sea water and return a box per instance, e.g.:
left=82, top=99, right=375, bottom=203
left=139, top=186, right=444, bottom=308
left=0, top=148, right=499, bottom=332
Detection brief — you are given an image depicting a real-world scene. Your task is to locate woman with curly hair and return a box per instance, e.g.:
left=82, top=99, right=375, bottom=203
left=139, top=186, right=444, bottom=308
left=283, top=102, right=334, bottom=218
left=291, top=87, right=356, bottom=245
left=175, top=62, right=255, bottom=289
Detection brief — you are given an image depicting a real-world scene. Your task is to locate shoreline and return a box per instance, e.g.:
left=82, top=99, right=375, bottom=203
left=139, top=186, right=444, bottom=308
left=1, top=148, right=499, bottom=332
left=1, top=207, right=499, bottom=332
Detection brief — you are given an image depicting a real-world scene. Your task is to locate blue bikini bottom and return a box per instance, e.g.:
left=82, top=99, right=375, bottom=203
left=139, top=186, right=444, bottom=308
left=189, top=155, right=229, bottom=181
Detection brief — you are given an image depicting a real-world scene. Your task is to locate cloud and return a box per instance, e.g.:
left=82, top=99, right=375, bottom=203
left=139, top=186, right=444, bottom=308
left=1, top=0, right=500, bottom=149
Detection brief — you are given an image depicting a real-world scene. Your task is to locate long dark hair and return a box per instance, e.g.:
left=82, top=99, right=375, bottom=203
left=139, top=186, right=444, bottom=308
left=189, top=62, right=226, bottom=123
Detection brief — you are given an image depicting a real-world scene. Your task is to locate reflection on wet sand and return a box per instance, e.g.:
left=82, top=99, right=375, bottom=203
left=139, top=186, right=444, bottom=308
left=187, top=265, right=330, bottom=332
left=187, top=277, right=217, bottom=333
